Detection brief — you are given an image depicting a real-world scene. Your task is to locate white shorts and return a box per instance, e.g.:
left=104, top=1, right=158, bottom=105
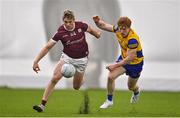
left=60, top=53, right=88, bottom=73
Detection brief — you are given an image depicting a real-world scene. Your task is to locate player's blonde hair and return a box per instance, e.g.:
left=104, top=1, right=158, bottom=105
left=63, top=10, right=75, bottom=20
left=117, top=17, right=131, bottom=28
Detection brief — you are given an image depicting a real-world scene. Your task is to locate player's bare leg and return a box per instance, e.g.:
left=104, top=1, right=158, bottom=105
left=128, top=77, right=140, bottom=104
left=33, top=60, right=65, bottom=112
left=42, top=60, right=65, bottom=100
left=73, top=71, right=84, bottom=90
left=100, top=66, right=126, bottom=109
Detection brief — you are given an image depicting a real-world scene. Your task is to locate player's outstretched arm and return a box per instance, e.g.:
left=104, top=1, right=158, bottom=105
left=87, top=26, right=101, bottom=39
left=33, top=39, right=56, bottom=73
left=92, top=15, right=113, bottom=32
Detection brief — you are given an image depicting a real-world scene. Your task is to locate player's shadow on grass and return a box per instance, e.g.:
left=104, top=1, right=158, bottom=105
left=129, top=104, right=138, bottom=114
left=79, top=91, right=89, bottom=114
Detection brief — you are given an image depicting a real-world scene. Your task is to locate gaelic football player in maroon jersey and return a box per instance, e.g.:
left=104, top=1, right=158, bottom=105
left=32, top=10, right=101, bottom=112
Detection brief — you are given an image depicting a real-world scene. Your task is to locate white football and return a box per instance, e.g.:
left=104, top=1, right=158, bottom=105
left=61, top=63, right=76, bottom=78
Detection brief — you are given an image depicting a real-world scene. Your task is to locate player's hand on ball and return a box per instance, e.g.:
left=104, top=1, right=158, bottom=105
left=92, top=15, right=100, bottom=23
left=33, top=62, right=40, bottom=73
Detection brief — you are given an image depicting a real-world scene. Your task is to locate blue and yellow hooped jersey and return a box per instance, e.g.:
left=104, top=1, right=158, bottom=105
left=113, top=26, right=144, bottom=65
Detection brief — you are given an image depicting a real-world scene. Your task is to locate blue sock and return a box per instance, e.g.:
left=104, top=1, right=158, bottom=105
left=107, top=94, right=113, bottom=101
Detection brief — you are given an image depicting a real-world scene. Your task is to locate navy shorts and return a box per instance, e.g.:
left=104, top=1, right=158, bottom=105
left=116, top=56, right=144, bottom=78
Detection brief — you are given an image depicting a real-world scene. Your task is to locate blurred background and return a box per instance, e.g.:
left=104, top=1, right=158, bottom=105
left=0, top=0, right=180, bottom=91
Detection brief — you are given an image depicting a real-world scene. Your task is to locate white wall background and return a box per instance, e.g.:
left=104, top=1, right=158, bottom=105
left=0, top=0, right=46, bottom=58
left=0, top=0, right=180, bottom=91
left=119, top=0, right=180, bottom=62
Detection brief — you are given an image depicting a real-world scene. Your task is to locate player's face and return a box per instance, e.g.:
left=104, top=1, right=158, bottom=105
left=119, top=26, right=130, bottom=38
left=63, top=18, right=75, bottom=30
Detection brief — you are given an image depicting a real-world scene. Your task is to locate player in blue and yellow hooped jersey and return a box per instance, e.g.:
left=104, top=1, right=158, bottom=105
left=93, top=16, right=144, bottom=108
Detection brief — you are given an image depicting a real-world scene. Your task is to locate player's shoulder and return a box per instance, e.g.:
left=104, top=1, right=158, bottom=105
left=75, top=21, right=87, bottom=24
left=56, top=25, right=67, bottom=34
left=75, top=21, right=88, bottom=27
left=75, top=21, right=88, bottom=31
left=127, top=30, right=139, bottom=41
left=129, top=29, right=139, bottom=38
left=57, top=25, right=65, bottom=31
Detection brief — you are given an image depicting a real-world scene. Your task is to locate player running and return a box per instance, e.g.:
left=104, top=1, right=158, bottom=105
left=93, top=15, right=144, bottom=108
left=32, top=10, right=101, bottom=112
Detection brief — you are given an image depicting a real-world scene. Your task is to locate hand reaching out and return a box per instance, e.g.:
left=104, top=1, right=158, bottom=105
left=33, top=62, right=40, bottom=73
left=106, top=63, right=117, bottom=72
left=92, top=15, right=100, bottom=23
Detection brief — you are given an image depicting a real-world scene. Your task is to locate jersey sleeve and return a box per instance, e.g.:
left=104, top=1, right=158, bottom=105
left=113, top=25, right=119, bottom=33
left=52, top=31, right=60, bottom=42
left=81, top=22, right=88, bottom=32
left=127, top=38, right=138, bottom=49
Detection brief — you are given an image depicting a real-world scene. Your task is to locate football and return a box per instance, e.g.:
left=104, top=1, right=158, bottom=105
left=61, top=63, right=76, bottom=78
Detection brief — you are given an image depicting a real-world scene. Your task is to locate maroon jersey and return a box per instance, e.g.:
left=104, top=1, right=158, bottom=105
left=52, top=21, right=89, bottom=59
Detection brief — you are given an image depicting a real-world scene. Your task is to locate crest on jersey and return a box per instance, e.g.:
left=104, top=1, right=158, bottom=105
left=78, top=28, right=82, bottom=33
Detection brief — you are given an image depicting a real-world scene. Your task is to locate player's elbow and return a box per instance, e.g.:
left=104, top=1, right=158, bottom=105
left=89, top=30, right=101, bottom=39
left=44, top=44, right=52, bottom=50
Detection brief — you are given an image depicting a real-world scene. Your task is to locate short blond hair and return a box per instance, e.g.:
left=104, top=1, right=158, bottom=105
left=63, top=10, right=75, bottom=20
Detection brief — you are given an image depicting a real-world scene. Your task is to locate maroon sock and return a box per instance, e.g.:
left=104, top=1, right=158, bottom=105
left=41, top=100, right=47, bottom=106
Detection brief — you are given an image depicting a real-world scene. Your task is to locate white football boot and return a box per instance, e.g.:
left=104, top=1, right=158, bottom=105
left=100, top=99, right=113, bottom=109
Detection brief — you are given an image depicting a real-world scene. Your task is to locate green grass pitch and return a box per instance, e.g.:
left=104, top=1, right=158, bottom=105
left=0, top=87, right=180, bottom=117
